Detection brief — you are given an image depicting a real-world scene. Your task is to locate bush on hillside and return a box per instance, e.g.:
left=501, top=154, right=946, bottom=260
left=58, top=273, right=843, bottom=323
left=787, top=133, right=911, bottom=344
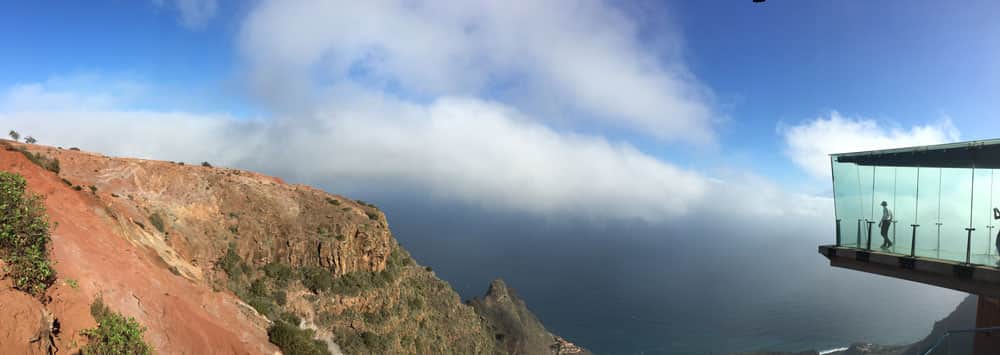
left=267, top=320, right=331, bottom=355
left=263, top=262, right=295, bottom=288
left=0, top=172, right=55, bottom=296
left=219, top=243, right=243, bottom=279
left=81, top=298, right=152, bottom=355
left=9, top=146, right=60, bottom=174
left=148, top=213, right=165, bottom=233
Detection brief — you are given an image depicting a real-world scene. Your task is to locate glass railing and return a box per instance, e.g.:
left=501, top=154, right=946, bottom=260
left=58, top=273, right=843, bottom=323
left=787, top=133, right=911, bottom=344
left=831, top=153, right=1000, bottom=266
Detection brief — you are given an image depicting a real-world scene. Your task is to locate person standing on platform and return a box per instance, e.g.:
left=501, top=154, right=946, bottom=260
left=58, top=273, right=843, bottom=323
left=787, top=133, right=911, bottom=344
left=880, top=201, right=893, bottom=249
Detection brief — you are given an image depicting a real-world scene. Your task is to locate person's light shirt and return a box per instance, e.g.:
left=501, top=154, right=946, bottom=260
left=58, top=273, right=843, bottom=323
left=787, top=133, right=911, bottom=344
left=882, top=206, right=893, bottom=222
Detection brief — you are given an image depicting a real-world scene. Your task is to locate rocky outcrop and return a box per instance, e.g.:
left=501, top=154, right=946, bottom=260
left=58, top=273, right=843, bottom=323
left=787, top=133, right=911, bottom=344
left=736, top=295, right=977, bottom=355
left=469, top=279, right=591, bottom=355
left=0, top=272, right=55, bottom=355
left=0, top=140, right=581, bottom=354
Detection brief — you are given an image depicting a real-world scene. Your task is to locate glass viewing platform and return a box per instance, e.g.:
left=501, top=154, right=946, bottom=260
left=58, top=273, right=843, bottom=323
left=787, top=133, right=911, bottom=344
left=831, top=139, right=1000, bottom=266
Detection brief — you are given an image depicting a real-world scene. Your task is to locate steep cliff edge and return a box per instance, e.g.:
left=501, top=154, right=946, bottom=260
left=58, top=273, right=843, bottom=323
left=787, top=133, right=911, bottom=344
left=0, top=140, right=587, bottom=354
left=468, top=279, right=592, bottom=355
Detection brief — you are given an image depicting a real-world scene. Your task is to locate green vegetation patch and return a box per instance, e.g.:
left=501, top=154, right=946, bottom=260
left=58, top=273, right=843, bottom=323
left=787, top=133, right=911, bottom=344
left=82, top=298, right=152, bottom=355
left=218, top=242, right=244, bottom=279
left=16, top=147, right=60, bottom=174
left=268, top=320, right=331, bottom=355
left=148, top=213, right=165, bottom=234
left=263, top=262, right=295, bottom=288
left=0, top=172, right=55, bottom=296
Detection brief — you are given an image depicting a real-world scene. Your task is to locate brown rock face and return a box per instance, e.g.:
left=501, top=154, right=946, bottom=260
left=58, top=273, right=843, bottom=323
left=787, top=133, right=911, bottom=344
left=0, top=279, right=54, bottom=355
left=1, top=143, right=281, bottom=354
left=0, top=140, right=584, bottom=354
left=468, top=279, right=592, bottom=355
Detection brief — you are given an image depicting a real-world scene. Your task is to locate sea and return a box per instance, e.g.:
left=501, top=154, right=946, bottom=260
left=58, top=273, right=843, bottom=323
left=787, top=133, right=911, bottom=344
left=376, top=198, right=966, bottom=355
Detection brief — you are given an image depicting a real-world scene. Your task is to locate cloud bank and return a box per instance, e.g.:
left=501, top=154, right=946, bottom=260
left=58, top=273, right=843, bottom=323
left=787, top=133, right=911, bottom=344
left=240, top=0, right=717, bottom=144
left=2, top=1, right=833, bottom=223
left=781, top=111, right=960, bottom=179
left=1, top=81, right=717, bottom=221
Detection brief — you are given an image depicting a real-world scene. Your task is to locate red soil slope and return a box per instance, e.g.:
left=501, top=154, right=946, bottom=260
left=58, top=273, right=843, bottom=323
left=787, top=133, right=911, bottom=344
left=0, top=145, right=278, bottom=354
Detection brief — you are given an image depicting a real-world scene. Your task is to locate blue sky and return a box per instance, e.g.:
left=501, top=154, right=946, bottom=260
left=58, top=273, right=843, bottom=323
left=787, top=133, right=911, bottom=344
left=1, top=0, right=994, bottom=221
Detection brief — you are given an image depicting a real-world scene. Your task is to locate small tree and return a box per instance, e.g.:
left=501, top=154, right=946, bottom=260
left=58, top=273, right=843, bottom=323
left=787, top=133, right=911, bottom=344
left=24, top=136, right=37, bottom=144
left=8, top=130, right=19, bottom=141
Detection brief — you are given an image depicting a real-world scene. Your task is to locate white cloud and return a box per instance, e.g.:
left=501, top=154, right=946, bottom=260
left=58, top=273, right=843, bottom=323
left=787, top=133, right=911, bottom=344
left=154, top=0, right=218, bottom=29
left=1, top=83, right=712, bottom=221
left=781, top=111, right=960, bottom=179
left=1, top=0, right=833, bottom=222
left=239, top=0, right=716, bottom=144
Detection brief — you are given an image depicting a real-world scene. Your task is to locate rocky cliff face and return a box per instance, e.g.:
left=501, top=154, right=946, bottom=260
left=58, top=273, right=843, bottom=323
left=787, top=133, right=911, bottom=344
left=0, top=140, right=587, bottom=354
left=468, top=279, right=592, bottom=355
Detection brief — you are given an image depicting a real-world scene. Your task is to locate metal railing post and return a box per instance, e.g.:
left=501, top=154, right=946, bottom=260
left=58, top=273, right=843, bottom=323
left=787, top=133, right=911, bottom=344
left=836, top=219, right=842, bottom=247
left=857, top=219, right=862, bottom=247
left=966, top=228, right=976, bottom=264
left=936, top=222, right=943, bottom=257
left=911, top=224, right=919, bottom=257
left=892, top=220, right=897, bottom=246
left=867, top=220, right=875, bottom=250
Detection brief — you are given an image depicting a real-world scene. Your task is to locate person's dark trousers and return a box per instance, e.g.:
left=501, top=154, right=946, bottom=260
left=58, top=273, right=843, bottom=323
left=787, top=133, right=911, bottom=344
left=880, top=220, right=892, bottom=247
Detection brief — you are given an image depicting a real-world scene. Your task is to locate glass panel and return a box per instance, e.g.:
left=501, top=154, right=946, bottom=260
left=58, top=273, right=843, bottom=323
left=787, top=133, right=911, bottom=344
left=971, top=169, right=996, bottom=265
left=938, top=168, right=973, bottom=263
left=832, top=159, right=862, bottom=247
left=858, top=165, right=876, bottom=249
left=892, top=167, right=918, bottom=254
left=916, top=168, right=942, bottom=259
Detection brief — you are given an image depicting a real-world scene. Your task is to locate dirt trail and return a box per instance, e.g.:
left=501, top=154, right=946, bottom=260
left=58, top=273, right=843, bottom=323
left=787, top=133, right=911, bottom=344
left=0, top=145, right=277, bottom=354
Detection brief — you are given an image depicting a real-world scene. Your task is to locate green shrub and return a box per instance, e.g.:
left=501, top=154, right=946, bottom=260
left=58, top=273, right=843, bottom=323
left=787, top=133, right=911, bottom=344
left=334, top=234, right=346, bottom=242
left=267, top=321, right=331, bottom=355
left=148, top=213, right=165, bottom=233
left=81, top=298, right=152, bottom=355
left=89, top=185, right=97, bottom=193
left=280, top=312, right=302, bottom=325
left=73, top=185, right=83, bottom=191
left=326, top=197, right=340, bottom=205
left=201, top=161, right=212, bottom=167
left=340, top=331, right=390, bottom=354
left=273, top=290, right=287, bottom=306
left=365, top=211, right=379, bottom=220
left=299, top=266, right=333, bottom=293
left=16, top=148, right=59, bottom=174
left=219, top=243, right=243, bottom=279
left=247, top=296, right=274, bottom=317
left=263, top=262, right=295, bottom=288
left=329, top=270, right=391, bottom=296
left=0, top=172, right=55, bottom=296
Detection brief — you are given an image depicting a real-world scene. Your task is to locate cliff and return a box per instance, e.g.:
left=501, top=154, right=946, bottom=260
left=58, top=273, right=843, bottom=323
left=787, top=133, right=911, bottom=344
left=468, top=279, right=592, bottom=355
left=735, top=295, right=977, bottom=355
left=0, top=140, right=587, bottom=354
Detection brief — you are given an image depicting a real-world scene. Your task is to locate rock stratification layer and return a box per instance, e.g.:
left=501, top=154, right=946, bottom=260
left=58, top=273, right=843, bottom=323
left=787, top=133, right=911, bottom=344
left=0, top=140, right=588, bottom=354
